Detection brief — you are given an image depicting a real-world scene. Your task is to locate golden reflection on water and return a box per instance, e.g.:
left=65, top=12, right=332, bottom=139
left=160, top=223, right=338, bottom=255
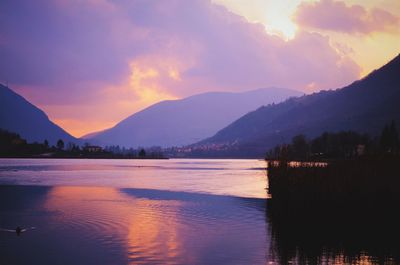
left=43, top=186, right=186, bottom=264
left=126, top=199, right=184, bottom=264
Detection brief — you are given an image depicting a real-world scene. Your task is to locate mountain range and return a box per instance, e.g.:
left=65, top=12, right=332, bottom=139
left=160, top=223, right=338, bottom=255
left=2, top=53, right=399, bottom=155
left=199, top=54, right=400, bottom=157
left=85, top=88, right=302, bottom=147
left=0, top=84, right=76, bottom=145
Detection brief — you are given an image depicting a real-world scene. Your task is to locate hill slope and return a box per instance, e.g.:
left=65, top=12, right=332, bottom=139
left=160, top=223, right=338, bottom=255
left=0, top=84, right=77, bottom=145
left=200, top=54, right=400, bottom=157
left=89, top=88, right=302, bottom=147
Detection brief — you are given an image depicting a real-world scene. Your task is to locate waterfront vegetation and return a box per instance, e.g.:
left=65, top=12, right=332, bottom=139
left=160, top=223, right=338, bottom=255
left=265, top=122, right=400, bottom=264
left=266, top=121, right=399, bottom=161
left=267, top=156, right=399, bottom=203
left=266, top=121, right=400, bottom=204
left=0, top=129, right=165, bottom=159
left=266, top=179, right=400, bottom=265
left=266, top=155, right=400, bottom=264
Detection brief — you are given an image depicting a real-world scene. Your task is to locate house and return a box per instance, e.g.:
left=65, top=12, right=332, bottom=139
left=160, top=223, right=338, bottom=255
left=84, top=145, right=103, bottom=153
left=356, top=144, right=365, bottom=156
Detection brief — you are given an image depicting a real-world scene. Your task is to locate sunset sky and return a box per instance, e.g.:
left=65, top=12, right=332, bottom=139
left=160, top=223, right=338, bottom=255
left=1, top=0, right=399, bottom=137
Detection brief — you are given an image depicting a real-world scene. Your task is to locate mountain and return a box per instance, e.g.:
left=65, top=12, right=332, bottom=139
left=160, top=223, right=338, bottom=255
left=88, top=88, right=302, bottom=147
left=81, top=129, right=106, bottom=140
left=200, top=54, right=400, bottom=157
left=0, top=84, right=77, bottom=145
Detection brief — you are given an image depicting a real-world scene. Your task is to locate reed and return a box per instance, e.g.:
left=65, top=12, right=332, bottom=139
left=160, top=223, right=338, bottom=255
left=266, top=156, right=400, bottom=264
left=267, top=155, right=400, bottom=205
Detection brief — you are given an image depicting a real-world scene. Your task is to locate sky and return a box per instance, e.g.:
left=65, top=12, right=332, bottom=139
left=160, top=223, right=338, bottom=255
left=1, top=0, right=399, bottom=137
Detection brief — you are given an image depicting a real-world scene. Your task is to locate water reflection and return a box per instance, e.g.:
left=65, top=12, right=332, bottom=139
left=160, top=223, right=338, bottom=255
left=43, top=187, right=189, bottom=264
left=124, top=196, right=183, bottom=264
left=266, top=199, right=400, bottom=265
left=1, top=169, right=399, bottom=264
left=0, top=186, right=268, bottom=264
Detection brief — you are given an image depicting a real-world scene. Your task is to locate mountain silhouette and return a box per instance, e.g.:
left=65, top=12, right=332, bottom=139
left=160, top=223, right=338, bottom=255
left=200, top=54, right=400, bottom=157
left=0, top=84, right=77, bottom=145
left=86, top=88, right=302, bottom=147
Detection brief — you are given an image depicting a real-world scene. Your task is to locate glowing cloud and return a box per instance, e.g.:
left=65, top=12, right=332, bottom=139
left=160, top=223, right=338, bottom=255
left=128, top=61, right=178, bottom=108
left=212, top=0, right=302, bottom=40
left=295, top=0, right=400, bottom=34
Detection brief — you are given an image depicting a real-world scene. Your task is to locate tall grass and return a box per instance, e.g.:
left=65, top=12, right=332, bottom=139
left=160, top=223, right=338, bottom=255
left=266, top=155, right=400, bottom=264
left=267, top=155, right=400, bottom=204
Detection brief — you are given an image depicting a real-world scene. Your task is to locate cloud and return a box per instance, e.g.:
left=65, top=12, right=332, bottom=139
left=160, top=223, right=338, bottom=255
left=0, top=0, right=361, bottom=136
left=295, top=0, right=400, bottom=34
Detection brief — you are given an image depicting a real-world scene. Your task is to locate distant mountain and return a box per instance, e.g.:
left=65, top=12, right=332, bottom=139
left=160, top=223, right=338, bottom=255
left=88, top=88, right=302, bottom=147
left=200, top=54, right=400, bottom=157
left=81, top=129, right=106, bottom=140
left=0, top=84, right=77, bottom=145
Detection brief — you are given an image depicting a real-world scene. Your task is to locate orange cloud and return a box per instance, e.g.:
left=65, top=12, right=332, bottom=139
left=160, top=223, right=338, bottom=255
left=127, top=59, right=179, bottom=108
left=295, top=0, right=400, bottom=34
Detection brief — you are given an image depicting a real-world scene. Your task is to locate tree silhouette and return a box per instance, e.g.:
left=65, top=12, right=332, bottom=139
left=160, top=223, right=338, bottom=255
left=138, top=148, right=146, bottom=157
left=291, top=134, right=308, bottom=160
left=380, top=121, right=399, bottom=153
left=56, top=139, right=64, bottom=150
left=44, top=139, right=49, bottom=148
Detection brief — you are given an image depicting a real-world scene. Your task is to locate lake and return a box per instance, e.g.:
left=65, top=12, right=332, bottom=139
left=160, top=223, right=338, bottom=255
left=0, top=159, right=398, bottom=264
left=0, top=159, right=267, bottom=199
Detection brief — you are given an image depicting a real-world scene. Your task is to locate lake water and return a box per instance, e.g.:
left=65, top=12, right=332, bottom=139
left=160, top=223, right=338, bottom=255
left=0, top=158, right=267, bottom=198
left=0, top=159, right=398, bottom=264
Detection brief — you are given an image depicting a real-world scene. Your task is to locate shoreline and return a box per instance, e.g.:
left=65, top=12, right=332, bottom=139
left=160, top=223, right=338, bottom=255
left=0, top=156, right=169, bottom=160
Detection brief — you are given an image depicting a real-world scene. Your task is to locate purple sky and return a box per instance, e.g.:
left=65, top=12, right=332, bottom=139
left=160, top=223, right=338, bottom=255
left=0, top=0, right=398, bottom=136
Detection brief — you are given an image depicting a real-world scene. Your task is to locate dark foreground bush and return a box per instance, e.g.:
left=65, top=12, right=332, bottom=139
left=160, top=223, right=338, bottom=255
left=266, top=157, right=400, bottom=264
left=267, top=156, right=400, bottom=205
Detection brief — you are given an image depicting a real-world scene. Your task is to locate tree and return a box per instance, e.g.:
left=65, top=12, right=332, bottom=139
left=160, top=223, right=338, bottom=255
left=388, top=121, right=400, bottom=152
left=380, top=121, right=399, bottom=153
left=57, top=139, right=64, bottom=150
left=44, top=139, right=49, bottom=149
left=138, top=148, right=146, bottom=157
left=291, top=134, right=309, bottom=160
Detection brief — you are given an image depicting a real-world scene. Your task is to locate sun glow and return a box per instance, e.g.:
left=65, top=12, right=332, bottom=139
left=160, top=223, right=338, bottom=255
left=128, top=61, right=178, bottom=107
left=264, top=18, right=298, bottom=40
left=168, top=69, right=181, bottom=81
left=212, top=0, right=304, bottom=40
